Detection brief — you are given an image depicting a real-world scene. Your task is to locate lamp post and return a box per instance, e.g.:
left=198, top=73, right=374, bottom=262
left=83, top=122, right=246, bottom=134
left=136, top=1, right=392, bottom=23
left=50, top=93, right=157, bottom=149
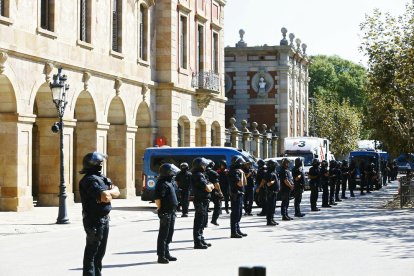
left=50, top=68, right=70, bottom=224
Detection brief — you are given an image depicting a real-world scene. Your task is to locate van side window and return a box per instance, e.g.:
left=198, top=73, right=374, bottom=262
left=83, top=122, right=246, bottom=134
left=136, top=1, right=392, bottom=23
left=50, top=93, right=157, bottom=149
left=150, top=155, right=226, bottom=173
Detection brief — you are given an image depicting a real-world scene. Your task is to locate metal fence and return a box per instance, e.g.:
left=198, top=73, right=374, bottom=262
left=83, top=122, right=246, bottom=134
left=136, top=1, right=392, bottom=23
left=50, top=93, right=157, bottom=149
left=399, top=175, right=414, bottom=208
left=224, top=118, right=279, bottom=159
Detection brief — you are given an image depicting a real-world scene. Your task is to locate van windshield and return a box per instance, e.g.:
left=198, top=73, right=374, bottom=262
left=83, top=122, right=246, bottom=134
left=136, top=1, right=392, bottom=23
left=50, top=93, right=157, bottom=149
left=285, top=152, right=313, bottom=166
left=150, top=154, right=226, bottom=174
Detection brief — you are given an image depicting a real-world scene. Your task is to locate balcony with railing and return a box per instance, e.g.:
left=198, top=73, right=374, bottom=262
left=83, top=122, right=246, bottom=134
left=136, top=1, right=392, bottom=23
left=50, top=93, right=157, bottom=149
left=191, top=70, right=221, bottom=109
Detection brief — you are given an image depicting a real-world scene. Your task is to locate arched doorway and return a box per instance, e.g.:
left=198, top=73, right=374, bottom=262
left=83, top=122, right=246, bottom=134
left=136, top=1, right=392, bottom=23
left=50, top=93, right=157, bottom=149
left=33, top=83, right=74, bottom=206
left=107, top=96, right=131, bottom=198
left=211, top=121, right=221, bottom=146
left=178, top=116, right=190, bottom=147
left=73, top=90, right=96, bottom=202
left=135, top=102, right=152, bottom=195
left=195, top=119, right=206, bottom=146
left=0, top=75, right=33, bottom=211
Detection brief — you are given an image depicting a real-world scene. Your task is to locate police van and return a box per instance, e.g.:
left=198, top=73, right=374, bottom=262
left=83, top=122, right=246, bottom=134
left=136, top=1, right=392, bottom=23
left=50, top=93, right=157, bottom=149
left=349, top=149, right=384, bottom=190
left=141, top=146, right=257, bottom=201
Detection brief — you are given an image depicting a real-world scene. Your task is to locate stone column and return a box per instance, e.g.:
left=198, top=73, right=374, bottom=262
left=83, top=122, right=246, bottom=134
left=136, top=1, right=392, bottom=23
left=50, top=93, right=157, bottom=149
left=0, top=114, right=36, bottom=211
left=261, top=124, right=269, bottom=159
left=251, top=122, right=262, bottom=158
left=229, top=117, right=240, bottom=148
left=271, top=131, right=279, bottom=157
left=241, top=120, right=251, bottom=152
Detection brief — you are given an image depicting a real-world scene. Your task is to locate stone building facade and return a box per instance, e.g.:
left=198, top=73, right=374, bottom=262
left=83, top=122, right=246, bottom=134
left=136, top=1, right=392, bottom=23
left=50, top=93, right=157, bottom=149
left=0, top=0, right=226, bottom=211
left=224, top=28, right=309, bottom=153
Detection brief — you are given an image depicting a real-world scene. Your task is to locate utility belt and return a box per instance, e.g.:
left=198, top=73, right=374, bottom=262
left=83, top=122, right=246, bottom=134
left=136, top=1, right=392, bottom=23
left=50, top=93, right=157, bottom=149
left=83, top=213, right=110, bottom=224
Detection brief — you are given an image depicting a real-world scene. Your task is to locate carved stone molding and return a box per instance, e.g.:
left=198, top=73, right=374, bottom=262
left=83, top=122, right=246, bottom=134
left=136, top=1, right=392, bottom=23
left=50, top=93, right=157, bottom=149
left=82, top=71, right=91, bottom=90
left=141, top=84, right=148, bottom=101
left=195, top=93, right=214, bottom=109
left=114, top=78, right=122, bottom=96
left=0, top=52, right=8, bottom=74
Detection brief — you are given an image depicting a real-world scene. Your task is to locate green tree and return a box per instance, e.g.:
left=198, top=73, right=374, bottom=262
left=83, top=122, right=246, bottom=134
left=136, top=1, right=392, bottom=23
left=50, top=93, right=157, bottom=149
left=309, top=55, right=368, bottom=108
left=313, top=97, right=361, bottom=157
left=360, top=3, right=414, bottom=156
left=308, top=55, right=368, bottom=155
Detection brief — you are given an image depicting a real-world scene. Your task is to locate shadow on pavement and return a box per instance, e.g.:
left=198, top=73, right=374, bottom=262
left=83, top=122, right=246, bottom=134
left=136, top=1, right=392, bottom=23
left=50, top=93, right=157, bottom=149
left=115, top=246, right=194, bottom=255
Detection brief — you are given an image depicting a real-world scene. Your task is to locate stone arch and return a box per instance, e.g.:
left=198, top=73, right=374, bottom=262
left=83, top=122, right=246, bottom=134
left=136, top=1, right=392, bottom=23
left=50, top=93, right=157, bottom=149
left=107, top=96, right=130, bottom=198
left=178, top=116, right=190, bottom=147
left=135, top=101, right=152, bottom=195
left=195, top=119, right=207, bottom=146
left=211, top=121, right=221, bottom=146
left=0, top=75, right=33, bottom=211
left=32, top=83, right=75, bottom=206
left=73, top=90, right=97, bottom=202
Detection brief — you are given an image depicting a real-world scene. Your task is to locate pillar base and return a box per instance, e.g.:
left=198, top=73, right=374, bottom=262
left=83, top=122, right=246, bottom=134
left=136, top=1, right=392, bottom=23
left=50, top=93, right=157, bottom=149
left=37, top=193, right=74, bottom=207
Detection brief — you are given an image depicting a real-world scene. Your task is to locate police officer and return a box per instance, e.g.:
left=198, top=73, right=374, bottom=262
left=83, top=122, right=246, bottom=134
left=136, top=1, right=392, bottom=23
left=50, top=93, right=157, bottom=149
left=366, top=162, right=377, bottom=193
left=348, top=159, right=356, bottom=197
left=257, top=159, right=280, bottom=225
left=191, top=157, right=215, bottom=249
left=217, top=160, right=230, bottom=214
left=155, top=163, right=180, bottom=264
left=79, top=152, right=120, bottom=276
left=320, top=160, right=331, bottom=208
left=229, top=155, right=248, bottom=237
left=292, top=158, right=305, bottom=217
left=206, top=160, right=223, bottom=226
left=175, top=162, right=192, bottom=217
left=255, top=159, right=267, bottom=216
left=341, top=160, right=350, bottom=199
left=360, top=160, right=367, bottom=195
left=380, top=158, right=388, bottom=187
left=243, top=162, right=256, bottom=216
left=279, top=158, right=294, bottom=221
left=308, top=158, right=320, bottom=211
left=328, top=160, right=338, bottom=206
left=334, top=161, right=343, bottom=202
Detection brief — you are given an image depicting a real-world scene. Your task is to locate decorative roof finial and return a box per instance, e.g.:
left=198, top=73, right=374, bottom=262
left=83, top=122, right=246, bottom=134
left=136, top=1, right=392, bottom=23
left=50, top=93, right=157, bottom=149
left=280, top=27, right=288, bottom=46
left=295, top=38, right=302, bottom=53
left=236, top=29, right=247, bottom=47
left=289, top=33, right=295, bottom=47
left=302, top=43, right=307, bottom=55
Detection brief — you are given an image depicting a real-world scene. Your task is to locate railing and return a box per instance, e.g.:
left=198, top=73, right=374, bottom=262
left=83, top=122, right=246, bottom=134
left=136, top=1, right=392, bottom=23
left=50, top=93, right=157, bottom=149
left=399, top=175, right=414, bottom=208
left=225, top=118, right=279, bottom=159
left=192, top=70, right=220, bottom=93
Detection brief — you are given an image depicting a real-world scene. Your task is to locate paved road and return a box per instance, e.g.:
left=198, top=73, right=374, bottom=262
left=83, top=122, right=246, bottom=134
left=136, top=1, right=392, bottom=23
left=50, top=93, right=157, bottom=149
left=1, top=180, right=413, bottom=276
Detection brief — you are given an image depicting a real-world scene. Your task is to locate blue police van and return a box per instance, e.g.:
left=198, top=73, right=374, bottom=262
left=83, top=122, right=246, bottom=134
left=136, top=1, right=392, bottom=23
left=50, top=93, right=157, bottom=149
left=349, top=149, right=385, bottom=189
left=141, top=146, right=257, bottom=201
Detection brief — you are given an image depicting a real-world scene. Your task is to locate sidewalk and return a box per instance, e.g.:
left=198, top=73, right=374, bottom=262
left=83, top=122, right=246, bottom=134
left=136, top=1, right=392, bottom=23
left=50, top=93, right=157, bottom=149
left=0, top=194, right=156, bottom=237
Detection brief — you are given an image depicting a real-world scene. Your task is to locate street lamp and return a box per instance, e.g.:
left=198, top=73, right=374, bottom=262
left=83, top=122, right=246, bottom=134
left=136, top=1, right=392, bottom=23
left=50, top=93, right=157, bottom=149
left=50, top=68, right=70, bottom=224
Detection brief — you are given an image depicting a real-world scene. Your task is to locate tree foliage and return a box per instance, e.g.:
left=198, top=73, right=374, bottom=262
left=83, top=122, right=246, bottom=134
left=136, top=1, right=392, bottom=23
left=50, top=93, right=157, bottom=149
left=312, top=97, right=362, bottom=157
left=308, top=55, right=368, bottom=156
left=360, top=3, right=414, bottom=156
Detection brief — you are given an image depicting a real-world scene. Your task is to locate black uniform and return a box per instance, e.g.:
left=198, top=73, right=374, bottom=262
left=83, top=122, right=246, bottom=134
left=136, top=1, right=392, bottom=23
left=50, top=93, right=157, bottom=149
left=328, top=163, right=337, bottom=205
left=206, top=168, right=222, bottom=225
left=320, top=164, right=330, bottom=207
left=279, top=166, right=292, bottom=219
left=265, top=169, right=280, bottom=224
left=308, top=164, right=320, bottom=211
left=255, top=166, right=268, bottom=216
left=292, top=163, right=305, bottom=216
left=243, top=166, right=256, bottom=215
left=191, top=170, right=211, bottom=247
left=366, top=164, right=376, bottom=193
left=155, top=176, right=178, bottom=260
left=175, top=169, right=192, bottom=216
left=217, top=167, right=230, bottom=213
left=348, top=160, right=357, bottom=197
left=334, top=163, right=342, bottom=202
left=341, top=162, right=350, bottom=199
left=229, top=165, right=245, bottom=236
left=380, top=159, right=388, bottom=187
left=79, top=173, right=112, bottom=276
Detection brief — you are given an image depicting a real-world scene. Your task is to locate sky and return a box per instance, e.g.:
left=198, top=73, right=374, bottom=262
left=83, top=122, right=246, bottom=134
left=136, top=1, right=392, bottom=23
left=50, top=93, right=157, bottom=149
left=224, top=0, right=411, bottom=65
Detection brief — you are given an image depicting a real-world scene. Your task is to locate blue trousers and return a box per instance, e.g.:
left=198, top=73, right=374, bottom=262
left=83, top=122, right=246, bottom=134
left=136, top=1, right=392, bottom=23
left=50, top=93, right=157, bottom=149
left=230, top=194, right=243, bottom=234
left=157, top=211, right=176, bottom=257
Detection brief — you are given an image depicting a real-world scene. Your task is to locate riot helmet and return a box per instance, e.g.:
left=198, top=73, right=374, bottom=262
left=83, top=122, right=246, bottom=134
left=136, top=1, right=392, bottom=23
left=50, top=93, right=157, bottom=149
left=329, top=160, right=336, bottom=168
left=321, top=160, right=328, bottom=168
left=231, top=155, right=245, bottom=169
left=192, top=157, right=210, bottom=172
left=219, top=160, right=227, bottom=168
left=312, top=158, right=320, bottom=167
left=207, top=160, right=215, bottom=169
left=159, top=163, right=180, bottom=179
left=294, top=158, right=303, bottom=168
left=80, top=151, right=107, bottom=174
left=257, top=159, right=266, bottom=169
left=342, top=160, right=348, bottom=166
left=180, top=162, right=189, bottom=170
left=281, top=158, right=290, bottom=168
left=267, top=159, right=277, bottom=171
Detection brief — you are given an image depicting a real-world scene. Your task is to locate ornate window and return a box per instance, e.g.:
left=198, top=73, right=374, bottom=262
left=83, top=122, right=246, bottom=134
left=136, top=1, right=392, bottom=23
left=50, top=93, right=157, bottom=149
left=179, top=15, right=188, bottom=69
left=112, top=0, right=122, bottom=52
left=40, top=0, right=55, bottom=31
left=138, top=4, right=148, bottom=61
left=197, top=24, right=204, bottom=72
left=79, top=0, right=92, bottom=43
left=212, top=32, right=219, bottom=73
